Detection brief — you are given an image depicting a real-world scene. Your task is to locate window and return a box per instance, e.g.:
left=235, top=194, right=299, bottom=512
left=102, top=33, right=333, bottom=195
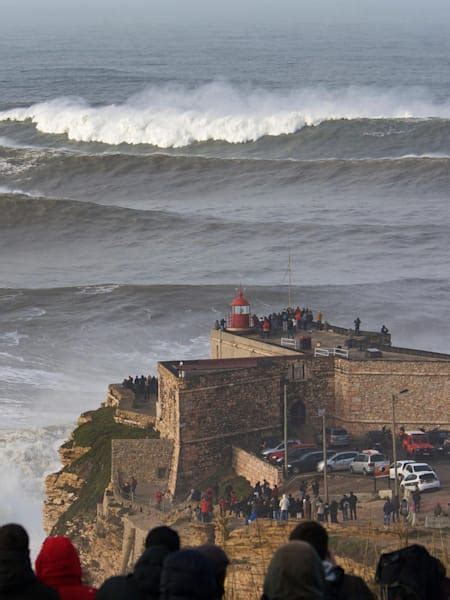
left=233, top=305, right=250, bottom=315
left=157, top=467, right=167, bottom=479
left=372, top=455, right=385, bottom=462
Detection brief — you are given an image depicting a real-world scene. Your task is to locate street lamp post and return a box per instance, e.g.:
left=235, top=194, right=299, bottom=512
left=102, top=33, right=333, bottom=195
left=284, top=382, right=288, bottom=479
left=392, top=388, right=409, bottom=499
left=318, top=408, right=329, bottom=503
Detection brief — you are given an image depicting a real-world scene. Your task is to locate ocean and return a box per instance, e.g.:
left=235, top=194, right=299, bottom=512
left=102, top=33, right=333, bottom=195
left=0, top=21, right=449, bottom=548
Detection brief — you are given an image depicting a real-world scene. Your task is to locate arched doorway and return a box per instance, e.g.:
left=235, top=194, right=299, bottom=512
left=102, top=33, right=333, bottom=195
left=290, top=400, right=306, bottom=427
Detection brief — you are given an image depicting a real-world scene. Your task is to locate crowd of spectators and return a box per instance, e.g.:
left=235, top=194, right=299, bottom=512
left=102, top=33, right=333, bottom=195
left=187, top=480, right=361, bottom=528
left=2, top=521, right=449, bottom=599
left=122, top=374, right=158, bottom=401
left=215, top=306, right=324, bottom=338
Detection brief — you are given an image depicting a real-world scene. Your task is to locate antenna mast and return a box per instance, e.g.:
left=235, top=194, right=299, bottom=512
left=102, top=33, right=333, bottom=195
left=288, top=248, right=292, bottom=309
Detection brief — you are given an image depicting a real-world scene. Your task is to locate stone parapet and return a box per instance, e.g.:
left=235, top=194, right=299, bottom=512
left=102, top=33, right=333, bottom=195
left=232, top=446, right=283, bottom=488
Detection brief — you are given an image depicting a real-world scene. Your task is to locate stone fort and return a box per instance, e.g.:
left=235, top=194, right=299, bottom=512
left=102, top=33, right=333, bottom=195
left=108, top=292, right=450, bottom=499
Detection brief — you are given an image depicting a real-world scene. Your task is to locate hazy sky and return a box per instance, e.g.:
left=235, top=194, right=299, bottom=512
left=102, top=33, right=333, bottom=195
left=3, top=0, right=450, bottom=28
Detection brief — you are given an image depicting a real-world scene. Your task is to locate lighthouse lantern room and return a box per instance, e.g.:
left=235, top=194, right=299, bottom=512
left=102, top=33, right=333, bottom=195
left=227, top=288, right=252, bottom=332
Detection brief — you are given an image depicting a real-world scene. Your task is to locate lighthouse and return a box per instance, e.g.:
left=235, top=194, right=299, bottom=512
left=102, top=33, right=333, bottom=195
left=227, top=288, right=253, bottom=332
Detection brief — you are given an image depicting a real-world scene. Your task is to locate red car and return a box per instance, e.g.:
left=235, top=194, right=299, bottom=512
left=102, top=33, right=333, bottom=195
left=264, top=441, right=315, bottom=462
left=402, top=430, right=434, bottom=458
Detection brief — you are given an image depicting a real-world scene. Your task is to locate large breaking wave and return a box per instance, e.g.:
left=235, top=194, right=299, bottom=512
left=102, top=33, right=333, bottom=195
left=1, top=82, right=450, bottom=147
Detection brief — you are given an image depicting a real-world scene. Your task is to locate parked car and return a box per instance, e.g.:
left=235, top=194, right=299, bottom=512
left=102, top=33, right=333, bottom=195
left=403, top=462, right=436, bottom=477
left=349, top=452, right=389, bottom=476
left=389, top=460, right=416, bottom=480
left=400, top=472, right=441, bottom=492
left=317, top=427, right=351, bottom=447
left=317, top=451, right=359, bottom=473
left=276, top=445, right=318, bottom=467
left=401, top=430, right=434, bottom=458
left=288, top=450, right=335, bottom=475
left=266, top=441, right=315, bottom=462
left=261, top=439, right=302, bottom=459
left=428, top=429, right=450, bottom=456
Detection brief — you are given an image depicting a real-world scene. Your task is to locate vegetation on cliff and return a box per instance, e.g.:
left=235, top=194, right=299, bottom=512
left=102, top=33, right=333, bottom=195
left=53, top=407, right=157, bottom=534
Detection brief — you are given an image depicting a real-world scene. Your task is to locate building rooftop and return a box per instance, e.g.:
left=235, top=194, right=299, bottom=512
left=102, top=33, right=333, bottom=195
left=240, top=323, right=450, bottom=362
left=161, top=355, right=301, bottom=377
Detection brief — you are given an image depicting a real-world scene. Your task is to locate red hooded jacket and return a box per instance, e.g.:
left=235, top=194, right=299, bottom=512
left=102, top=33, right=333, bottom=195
left=35, top=536, right=96, bottom=600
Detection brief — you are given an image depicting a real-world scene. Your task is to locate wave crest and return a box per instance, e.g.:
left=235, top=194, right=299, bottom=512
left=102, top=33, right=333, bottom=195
left=1, top=82, right=450, bottom=148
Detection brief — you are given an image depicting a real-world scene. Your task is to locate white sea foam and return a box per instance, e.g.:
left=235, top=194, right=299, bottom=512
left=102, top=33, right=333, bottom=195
left=0, top=331, right=28, bottom=346
left=1, top=83, right=449, bottom=148
left=0, top=185, right=41, bottom=197
left=0, top=425, right=70, bottom=556
left=0, top=365, right=64, bottom=387
left=76, top=283, right=120, bottom=296
left=15, top=306, right=47, bottom=320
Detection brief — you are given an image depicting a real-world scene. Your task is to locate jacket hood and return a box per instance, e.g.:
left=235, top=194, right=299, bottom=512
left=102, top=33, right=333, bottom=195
left=35, top=536, right=82, bottom=587
left=263, top=541, right=325, bottom=600
left=133, top=545, right=171, bottom=598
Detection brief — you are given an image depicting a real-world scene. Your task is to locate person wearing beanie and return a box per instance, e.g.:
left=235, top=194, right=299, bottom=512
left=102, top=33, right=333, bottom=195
left=262, top=541, right=325, bottom=600
left=35, top=536, right=96, bottom=600
left=0, top=523, right=59, bottom=600
left=97, top=525, right=180, bottom=600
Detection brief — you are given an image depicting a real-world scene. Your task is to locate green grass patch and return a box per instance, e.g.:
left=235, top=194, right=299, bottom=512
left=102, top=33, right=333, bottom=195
left=53, top=407, right=157, bottom=534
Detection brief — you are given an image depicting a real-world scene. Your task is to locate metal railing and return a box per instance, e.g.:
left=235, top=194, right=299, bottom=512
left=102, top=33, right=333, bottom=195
left=280, top=338, right=301, bottom=350
left=314, top=347, right=349, bottom=359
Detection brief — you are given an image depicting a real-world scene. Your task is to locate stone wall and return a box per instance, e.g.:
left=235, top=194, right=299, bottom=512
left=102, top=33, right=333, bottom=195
left=114, top=409, right=155, bottom=429
left=155, top=354, right=338, bottom=495
left=334, top=358, right=450, bottom=433
left=232, top=446, right=283, bottom=487
left=156, top=364, right=179, bottom=441
left=111, top=439, right=173, bottom=496
left=174, top=361, right=284, bottom=493
left=286, top=357, right=335, bottom=431
left=210, top=329, right=299, bottom=359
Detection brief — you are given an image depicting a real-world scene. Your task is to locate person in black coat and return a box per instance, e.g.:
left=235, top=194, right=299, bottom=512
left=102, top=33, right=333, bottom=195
left=290, top=521, right=374, bottom=600
left=159, top=549, right=218, bottom=600
left=97, top=526, right=180, bottom=600
left=0, top=523, right=59, bottom=600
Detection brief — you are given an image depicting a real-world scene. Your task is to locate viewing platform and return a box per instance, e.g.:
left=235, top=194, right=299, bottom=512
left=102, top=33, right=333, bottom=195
left=104, top=383, right=157, bottom=428
left=237, top=323, right=450, bottom=362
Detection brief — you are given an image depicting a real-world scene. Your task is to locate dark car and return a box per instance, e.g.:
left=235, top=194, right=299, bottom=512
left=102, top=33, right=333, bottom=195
left=428, top=430, right=450, bottom=456
left=317, top=427, right=351, bottom=447
left=288, top=450, right=335, bottom=475
left=276, top=445, right=318, bottom=467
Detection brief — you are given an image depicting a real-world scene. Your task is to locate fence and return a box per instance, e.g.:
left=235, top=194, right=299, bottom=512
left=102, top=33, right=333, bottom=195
left=314, top=347, right=349, bottom=359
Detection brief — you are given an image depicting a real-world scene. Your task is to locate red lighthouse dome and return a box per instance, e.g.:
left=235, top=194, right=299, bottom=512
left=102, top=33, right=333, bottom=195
left=228, top=288, right=252, bottom=332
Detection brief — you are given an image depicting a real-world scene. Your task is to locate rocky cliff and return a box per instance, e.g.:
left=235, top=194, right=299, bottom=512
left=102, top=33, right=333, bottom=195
left=43, top=405, right=387, bottom=595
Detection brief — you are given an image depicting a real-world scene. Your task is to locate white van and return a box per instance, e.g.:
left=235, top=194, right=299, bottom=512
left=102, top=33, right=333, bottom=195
left=350, top=452, right=389, bottom=476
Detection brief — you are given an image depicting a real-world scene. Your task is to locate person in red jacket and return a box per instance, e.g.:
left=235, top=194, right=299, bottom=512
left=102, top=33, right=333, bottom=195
left=35, top=536, right=96, bottom=600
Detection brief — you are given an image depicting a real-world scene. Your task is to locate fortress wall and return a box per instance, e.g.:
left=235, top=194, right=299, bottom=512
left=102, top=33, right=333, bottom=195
left=232, top=446, right=283, bottom=487
left=178, top=365, right=282, bottom=444
left=286, top=357, right=336, bottom=431
left=111, top=439, right=173, bottom=491
left=173, top=364, right=283, bottom=493
left=210, top=329, right=299, bottom=359
left=156, top=363, right=179, bottom=441
left=334, top=358, right=450, bottom=433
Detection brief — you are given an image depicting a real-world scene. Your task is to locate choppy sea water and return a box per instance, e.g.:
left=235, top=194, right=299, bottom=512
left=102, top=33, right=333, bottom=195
left=0, top=22, right=449, bottom=548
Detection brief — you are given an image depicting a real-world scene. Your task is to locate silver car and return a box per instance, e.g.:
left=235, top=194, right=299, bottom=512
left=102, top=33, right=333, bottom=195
left=350, top=452, right=389, bottom=476
left=317, top=451, right=359, bottom=472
